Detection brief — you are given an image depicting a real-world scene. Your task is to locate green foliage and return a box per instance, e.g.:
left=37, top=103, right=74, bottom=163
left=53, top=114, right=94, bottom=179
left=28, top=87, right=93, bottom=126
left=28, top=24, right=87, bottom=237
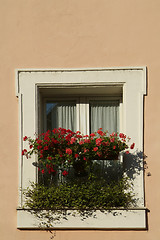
left=24, top=176, right=133, bottom=212
left=23, top=174, right=134, bottom=227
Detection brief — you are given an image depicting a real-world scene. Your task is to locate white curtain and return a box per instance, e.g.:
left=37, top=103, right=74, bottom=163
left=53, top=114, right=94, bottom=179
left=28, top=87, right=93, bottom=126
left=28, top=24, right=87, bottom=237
left=46, top=102, right=76, bottom=131
left=90, top=100, right=119, bottom=134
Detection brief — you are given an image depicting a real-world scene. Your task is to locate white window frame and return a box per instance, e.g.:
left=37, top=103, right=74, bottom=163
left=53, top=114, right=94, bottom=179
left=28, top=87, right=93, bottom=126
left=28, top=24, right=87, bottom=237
left=16, top=67, right=147, bottom=229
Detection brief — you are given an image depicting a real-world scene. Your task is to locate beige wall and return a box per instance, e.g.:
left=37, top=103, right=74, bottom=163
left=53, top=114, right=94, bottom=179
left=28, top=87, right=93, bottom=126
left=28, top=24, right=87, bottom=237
left=0, top=0, right=159, bottom=239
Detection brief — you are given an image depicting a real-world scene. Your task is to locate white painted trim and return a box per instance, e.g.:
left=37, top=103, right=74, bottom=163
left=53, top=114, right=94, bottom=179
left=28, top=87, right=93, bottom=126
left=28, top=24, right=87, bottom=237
left=18, top=93, right=23, bottom=207
left=15, top=67, right=147, bottom=96
left=17, top=208, right=147, bottom=229
left=16, top=67, right=147, bottom=228
left=16, top=66, right=146, bottom=73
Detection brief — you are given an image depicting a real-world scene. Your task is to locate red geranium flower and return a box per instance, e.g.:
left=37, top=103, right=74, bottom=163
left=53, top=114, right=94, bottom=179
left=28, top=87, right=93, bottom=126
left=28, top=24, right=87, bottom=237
left=23, top=136, right=27, bottom=141
left=79, top=140, right=84, bottom=145
left=97, top=129, right=103, bottom=136
left=83, top=135, right=89, bottom=138
left=70, top=137, right=76, bottom=144
left=130, top=143, right=135, bottom=149
left=93, top=147, right=98, bottom=151
left=119, top=133, right=124, bottom=138
left=44, top=146, right=49, bottom=150
left=38, top=145, right=42, bottom=150
left=76, top=134, right=82, bottom=138
left=22, top=149, right=27, bottom=155
left=110, top=138, right=115, bottom=143
left=90, top=133, right=96, bottom=137
left=96, top=138, right=102, bottom=146
left=66, top=148, right=72, bottom=155
left=62, top=170, right=68, bottom=176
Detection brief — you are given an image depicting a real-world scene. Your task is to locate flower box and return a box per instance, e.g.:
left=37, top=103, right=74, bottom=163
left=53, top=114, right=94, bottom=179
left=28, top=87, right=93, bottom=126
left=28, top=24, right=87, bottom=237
left=21, top=128, right=135, bottom=226
left=22, top=128, right=133, bottom=179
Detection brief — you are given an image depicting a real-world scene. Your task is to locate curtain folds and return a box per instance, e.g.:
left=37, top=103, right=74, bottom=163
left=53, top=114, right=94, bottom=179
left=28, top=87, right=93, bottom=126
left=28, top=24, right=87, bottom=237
left=46, top=100, right=119, bottom=134
left=90, top=100, right=119, bottom=134
left=46, top=102, right=76, bottom=132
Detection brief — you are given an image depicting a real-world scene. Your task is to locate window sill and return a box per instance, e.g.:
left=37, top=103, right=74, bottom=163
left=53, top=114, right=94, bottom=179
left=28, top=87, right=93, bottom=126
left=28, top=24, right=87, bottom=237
left=17, top=208, right=147, bottom=229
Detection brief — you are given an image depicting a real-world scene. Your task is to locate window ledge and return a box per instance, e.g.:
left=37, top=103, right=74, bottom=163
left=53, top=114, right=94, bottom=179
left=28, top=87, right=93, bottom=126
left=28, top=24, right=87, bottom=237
left=17, top=208, right=147, bottom=229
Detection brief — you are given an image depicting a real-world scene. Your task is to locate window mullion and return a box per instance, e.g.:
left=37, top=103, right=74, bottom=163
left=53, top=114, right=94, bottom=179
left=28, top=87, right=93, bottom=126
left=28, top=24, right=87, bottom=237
left=79, top=97, right=89, bottom=135
left=76, top=98, right=80, bottom=132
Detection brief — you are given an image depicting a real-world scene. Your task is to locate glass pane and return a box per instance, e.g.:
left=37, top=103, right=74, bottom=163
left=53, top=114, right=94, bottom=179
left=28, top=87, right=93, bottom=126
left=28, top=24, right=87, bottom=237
left=46, top=101, right=76, bottom=132
left=90, top=100, right=119, bottom=134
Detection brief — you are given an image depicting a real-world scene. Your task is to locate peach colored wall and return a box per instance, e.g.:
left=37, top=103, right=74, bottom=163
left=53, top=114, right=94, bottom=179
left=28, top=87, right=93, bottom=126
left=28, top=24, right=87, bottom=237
left=0, top=0, right=159, bottom=239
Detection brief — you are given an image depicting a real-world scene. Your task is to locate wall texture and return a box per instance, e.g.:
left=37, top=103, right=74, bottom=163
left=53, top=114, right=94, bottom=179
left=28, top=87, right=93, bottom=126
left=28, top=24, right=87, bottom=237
left=0, top=0, right=160, bottom=239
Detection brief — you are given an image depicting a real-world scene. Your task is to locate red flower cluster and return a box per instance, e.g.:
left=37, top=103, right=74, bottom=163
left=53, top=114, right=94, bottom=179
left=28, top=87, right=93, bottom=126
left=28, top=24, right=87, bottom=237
left=96, top=138, right=102, bottom=146
left=22, top=128, right=135, bottom=177
left=22, top=149, right=27, bottom=156
left=46, top=164, right=56, bottom=174
left=62, top=170, right=69, bottom=176
left=66, top=148, right=72, bottom=155
left=23, top=136, right=28, bottom=141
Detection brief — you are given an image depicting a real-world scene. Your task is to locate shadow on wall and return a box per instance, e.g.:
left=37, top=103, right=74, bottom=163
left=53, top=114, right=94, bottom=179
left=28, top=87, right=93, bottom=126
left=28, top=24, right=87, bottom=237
left=123, top=151, right=145, bottom=180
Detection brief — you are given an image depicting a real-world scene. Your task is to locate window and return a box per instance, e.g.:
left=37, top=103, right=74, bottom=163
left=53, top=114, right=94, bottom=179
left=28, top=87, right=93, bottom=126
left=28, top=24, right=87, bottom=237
left=16, top=68, right=147, bottom=229
left=43, top=97, right=121, bottom=134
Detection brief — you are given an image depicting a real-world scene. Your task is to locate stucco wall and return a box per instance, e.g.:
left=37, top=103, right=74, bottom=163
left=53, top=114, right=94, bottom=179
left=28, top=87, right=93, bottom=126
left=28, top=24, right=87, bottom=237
left=0, top=0, right=159, bottom=239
